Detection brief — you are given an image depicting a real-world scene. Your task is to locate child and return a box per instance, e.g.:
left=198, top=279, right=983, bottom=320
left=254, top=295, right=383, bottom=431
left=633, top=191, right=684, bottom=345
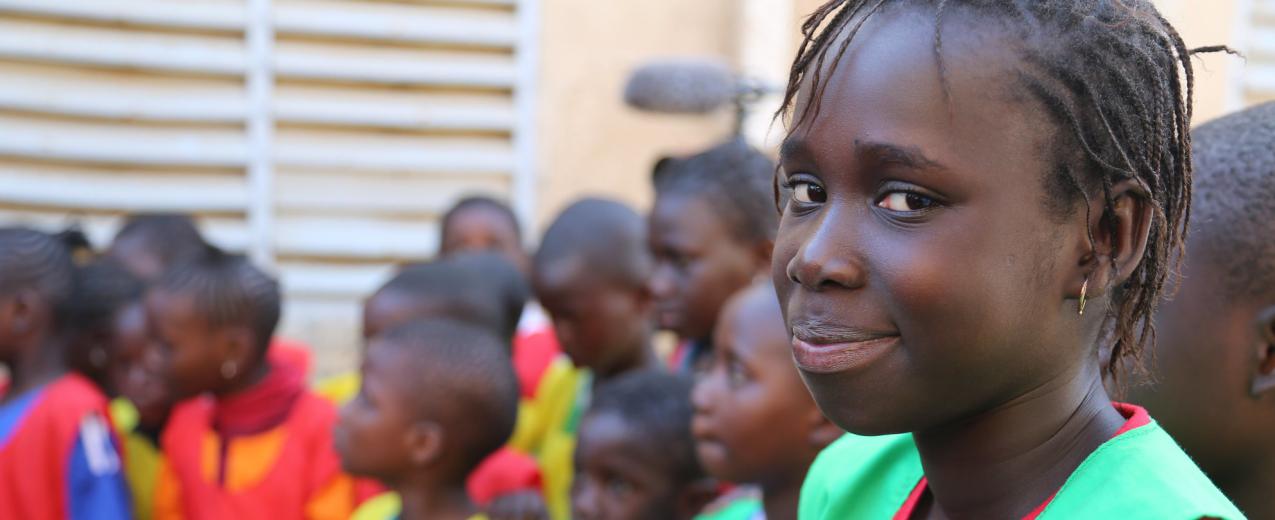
left=648, top=139, right=776, bottom=372
left=108, top=213, right=209, bottom=282
left=572, top=370, right=716, bottom=520
left=148, top=249, right=358, bottom=519
left=691, top=282, right=840, bottom=520
left=1125, top=101, right=1275, bottom=517
left=529, top=198, right=661, bottom=520
left=335, top=320, right=520, bottom=520
left=318, top=255, right=544, bottom=514
left=0, top=227, right=131, bottom=519
left=71, top=258, right=170, bottom=520
left=776, top=1, right=1239, bottom=518
left=439, top=195, right=530, bottom=278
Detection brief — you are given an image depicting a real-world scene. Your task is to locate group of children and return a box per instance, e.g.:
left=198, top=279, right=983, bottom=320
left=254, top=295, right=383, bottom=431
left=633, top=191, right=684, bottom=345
left=2, top=0, right=1274, bottom=518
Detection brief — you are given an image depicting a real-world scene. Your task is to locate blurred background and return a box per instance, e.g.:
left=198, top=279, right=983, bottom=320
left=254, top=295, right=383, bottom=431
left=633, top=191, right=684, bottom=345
left=0, top=0, right=1270, bottom=378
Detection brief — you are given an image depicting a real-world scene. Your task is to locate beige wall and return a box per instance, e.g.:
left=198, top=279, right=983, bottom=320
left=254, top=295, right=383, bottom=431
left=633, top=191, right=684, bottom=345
left=534, top=0, right=738, bottom=230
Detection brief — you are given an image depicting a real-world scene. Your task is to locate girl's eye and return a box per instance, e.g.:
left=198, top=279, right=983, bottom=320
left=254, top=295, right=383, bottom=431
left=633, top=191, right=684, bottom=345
left=791, top=180, right=827, bottom=204
left=877, top=192, right=937, bottom=212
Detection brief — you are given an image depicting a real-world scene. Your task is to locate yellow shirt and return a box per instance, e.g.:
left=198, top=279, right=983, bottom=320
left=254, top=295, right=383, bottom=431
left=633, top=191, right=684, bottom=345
left=110, top=398, right=165, bottom=520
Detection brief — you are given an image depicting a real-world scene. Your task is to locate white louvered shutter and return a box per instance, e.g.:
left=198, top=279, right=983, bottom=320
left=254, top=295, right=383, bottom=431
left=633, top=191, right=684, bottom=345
left=0, top=0, right=538, bottom=376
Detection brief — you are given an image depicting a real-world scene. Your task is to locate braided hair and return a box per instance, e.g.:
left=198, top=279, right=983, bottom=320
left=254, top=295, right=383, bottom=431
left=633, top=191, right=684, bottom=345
left=158, top=247, right=281, bottom=357
left=653, top=138, right=778, bottom=245
left=0, top=227, right=77, bottom=331
left=777, top=0, right=1234, bottom=383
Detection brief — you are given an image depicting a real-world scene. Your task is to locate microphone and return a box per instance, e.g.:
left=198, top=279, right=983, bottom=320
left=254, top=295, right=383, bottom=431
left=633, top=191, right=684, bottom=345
left=624, top=59, right=742, bottom=114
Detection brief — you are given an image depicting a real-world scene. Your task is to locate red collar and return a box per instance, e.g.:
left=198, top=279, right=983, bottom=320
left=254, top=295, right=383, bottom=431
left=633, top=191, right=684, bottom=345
left=894, top=403, right=1152, bottom=520
left=211, top=361, right=304, bottom=438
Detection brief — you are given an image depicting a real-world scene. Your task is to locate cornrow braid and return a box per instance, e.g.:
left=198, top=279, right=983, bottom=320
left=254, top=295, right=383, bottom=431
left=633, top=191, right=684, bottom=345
left=778, top=0, right=1233, bottom=385
left=158, top=246, right=281, bottom=357
left=0, top=227, right=77, bottom=327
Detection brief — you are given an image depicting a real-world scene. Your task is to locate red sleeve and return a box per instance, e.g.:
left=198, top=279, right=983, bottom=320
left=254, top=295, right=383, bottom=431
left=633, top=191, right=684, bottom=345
left=465, top=447, right=543, bottom=506
left=512, top=329, right=562, bottom=399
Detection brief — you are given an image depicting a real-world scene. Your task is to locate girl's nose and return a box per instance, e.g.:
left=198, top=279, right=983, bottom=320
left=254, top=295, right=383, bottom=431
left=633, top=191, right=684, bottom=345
left=786, top=214, right=867, bottom=291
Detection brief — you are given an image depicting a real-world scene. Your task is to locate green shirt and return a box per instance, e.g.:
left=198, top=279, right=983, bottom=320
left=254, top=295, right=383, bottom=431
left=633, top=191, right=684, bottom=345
left=801, top=407, right=1244, bottom=519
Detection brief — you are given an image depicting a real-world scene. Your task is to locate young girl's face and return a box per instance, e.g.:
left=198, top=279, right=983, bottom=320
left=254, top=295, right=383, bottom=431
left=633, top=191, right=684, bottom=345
left=649, top=194, right=762, bottom=343
left=692, top=284, right=822, bottom=486
left=773, top=8, right=1091, bottom=435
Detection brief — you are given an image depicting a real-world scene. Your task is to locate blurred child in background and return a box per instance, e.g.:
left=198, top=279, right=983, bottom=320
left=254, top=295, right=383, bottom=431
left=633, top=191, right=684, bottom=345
left=71, top=258, right=169, bottom=520
left=692, top=282, right=840, bottom=520
left=1125, top=101, right=1275, bottom=517
left=0, top=227, right=131, bottom=519
left=320, top=255, right=544, bottom=517
left=528, top=198, right=661, bottom=520
left=149, top=249, right=359, bottom=519
left=572, top=370, right=715, bottom=520
left=336, top=320, right=520, bottom=520
left=108, top=213, right=209, bottom=283
left=648, top=140, right=777, bottom=372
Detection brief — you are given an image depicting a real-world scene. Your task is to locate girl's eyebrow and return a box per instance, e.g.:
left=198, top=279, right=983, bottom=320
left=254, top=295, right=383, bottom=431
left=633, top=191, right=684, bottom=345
left=856, top=141, right=950, bottom=173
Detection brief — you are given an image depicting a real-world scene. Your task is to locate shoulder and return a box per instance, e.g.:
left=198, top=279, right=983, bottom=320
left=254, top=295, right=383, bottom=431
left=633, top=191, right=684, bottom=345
left=1043, top=420, right=1243, bottom=520
left=801, top=432, right=923, bottom=520
left=47, top=373, right=109, bottom=412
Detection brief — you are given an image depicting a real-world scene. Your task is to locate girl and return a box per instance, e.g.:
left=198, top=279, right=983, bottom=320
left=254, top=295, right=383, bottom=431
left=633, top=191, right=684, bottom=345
left=772, top=1, right=1241, bottom=518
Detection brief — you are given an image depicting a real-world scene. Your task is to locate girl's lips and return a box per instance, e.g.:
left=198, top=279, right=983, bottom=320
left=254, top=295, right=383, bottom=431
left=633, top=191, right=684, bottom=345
left=791, top=335, right=900, bottom=374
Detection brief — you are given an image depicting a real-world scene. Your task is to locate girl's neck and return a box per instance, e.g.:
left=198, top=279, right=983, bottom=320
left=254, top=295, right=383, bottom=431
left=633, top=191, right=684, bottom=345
left=913, top=366, right=1123, bottom=519
left=396, top=478, right=476, bottom=520
left=2, top=333, right=67, bottom=402
left=761, top=478, right=803, bottom=520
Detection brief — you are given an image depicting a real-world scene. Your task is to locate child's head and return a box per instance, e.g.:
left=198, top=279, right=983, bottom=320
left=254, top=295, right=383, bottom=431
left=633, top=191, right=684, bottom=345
left=533, top=198, right=653, bottom=378
left=108, top=213, right=208, bottom=281
left=692, top=281, right=838, bottom=490
left=147, top=248, right=281, bottom=399
left=439, top=196, right=528, bottom=276
left=1126, top=102, right=1275, bottom=483
left=572, top=370, right=714, bottom=520
left=0, top=227, right=76, bottom=365
left=363, top=254, right=526, bottom=344
left=335, top=320, right=518, bottom=488
left=648, top=139, right=776, bottom=344
left=67, top=259, right=148, bottom=395
left=772, top=0, right=1200, bottom=435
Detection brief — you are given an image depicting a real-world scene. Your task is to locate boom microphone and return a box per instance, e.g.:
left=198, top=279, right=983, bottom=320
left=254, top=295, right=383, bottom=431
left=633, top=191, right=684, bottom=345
left=623, top=59, right=739, bottom=114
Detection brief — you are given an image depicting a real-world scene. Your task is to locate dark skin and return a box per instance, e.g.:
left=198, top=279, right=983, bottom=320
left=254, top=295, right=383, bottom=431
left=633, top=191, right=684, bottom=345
left=648, top=194, right=771, bottom=344
left=0, top=289, right=67, bottom=402
left=441, top=205, right=530, bottom=279
left=146, top=289, right=269, bottom=401
left=692, top=283, right=840, bottom=520
left=335, top=340, right=477, bottom=520
left=108, top=302, right=173, bottom=437
left=534, top=257, right=657, bottom=382
left=571, top=412, right=716, bottom=520
left=773, top=7, right=1151, bottom=519
left=1125, top=240, right=1275, bottom=519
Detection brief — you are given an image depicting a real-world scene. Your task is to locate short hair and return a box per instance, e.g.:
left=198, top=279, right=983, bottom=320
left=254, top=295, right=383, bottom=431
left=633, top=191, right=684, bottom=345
left=1190, top=101, right=1275, bottom=298
left=533, top=198, right=651, bottom=288
left=377, top=320, right=518, bottom=477
left=112, top=213, right=208, bottom=270
left=69, top=258, right=145, bottom=339
left=652, top=138, right=778, bottom=244
left=439, top=195, right=522, bottom=248
left=157, top=248, right=281, bottom=355
left=585, top=370, right=703, bottom=483
left=0, top=227, right=77, bottom=325
left=377, top=256, right=522, bottom=342
left=446, top=252, right=531, bottom=339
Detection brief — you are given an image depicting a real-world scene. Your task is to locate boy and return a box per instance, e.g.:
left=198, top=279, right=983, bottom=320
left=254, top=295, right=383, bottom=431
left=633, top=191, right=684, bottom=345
left=529, top=198, right=661, bottom=519
left=108, top=213, right=209, bottom=282
left=1126, top=101, right=1275, bottom=517
left=573, top=370, right=716, bottom=520
left=439, top=195, right=530, bottom=278
left=148, top=249, right=358, bottom=519
left=336, top=320, right=520, bottom=520
left=0, top=227, right=131, bottom=519
left=692, top=282, right=841, bottom=520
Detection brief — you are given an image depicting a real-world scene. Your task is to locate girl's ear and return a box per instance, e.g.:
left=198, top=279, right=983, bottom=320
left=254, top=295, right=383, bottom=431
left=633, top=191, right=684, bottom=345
left=219, top=326, right=257, bottom=372
left=1249, top=305, right=1275, bottom=397
left=1077, top=179, right=1153, bottom=301
left=407, top=420, right=444, bottom=467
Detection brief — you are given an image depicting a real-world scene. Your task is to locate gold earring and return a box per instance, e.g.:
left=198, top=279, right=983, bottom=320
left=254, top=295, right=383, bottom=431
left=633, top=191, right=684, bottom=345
left=1079, top=277, right=1089, bottom=316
